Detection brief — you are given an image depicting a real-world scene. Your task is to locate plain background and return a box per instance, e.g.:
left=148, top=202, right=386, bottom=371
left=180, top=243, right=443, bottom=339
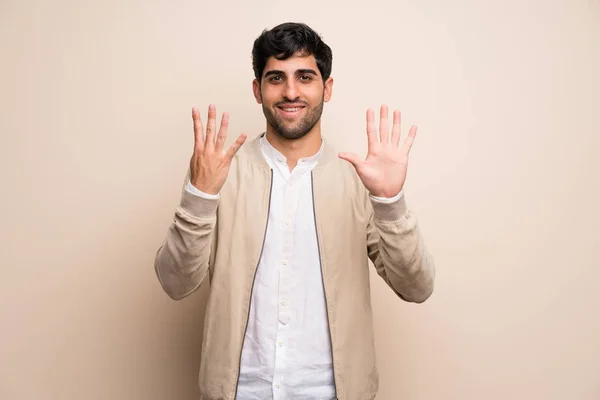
left=1, top=0, right=599, bottom=399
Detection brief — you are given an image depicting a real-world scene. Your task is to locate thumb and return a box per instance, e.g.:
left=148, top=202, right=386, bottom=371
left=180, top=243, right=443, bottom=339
left=338, top=152, right=363, bottom=169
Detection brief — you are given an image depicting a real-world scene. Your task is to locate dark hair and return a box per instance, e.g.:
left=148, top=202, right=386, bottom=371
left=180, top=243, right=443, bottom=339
left=252, top=22, right=333, bottom=82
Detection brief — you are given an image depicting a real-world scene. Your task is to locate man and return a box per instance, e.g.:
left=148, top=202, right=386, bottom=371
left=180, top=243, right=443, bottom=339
left=154, top=22, right=435, bottom=400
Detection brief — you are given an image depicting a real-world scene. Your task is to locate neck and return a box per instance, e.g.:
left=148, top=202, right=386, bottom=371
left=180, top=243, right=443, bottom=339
left=265, top=122, right=322, bottom=171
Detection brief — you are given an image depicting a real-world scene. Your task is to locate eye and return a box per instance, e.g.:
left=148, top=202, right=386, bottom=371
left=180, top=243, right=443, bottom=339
left=269, top=76, right=283, bottom=83
left=299, top=75, right=312, bottom=82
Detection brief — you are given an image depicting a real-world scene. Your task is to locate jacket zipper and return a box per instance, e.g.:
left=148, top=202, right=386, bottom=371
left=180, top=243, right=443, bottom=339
left=311, top=171, right=338, bottom=399
left=233, top=168, right=274, bottom=398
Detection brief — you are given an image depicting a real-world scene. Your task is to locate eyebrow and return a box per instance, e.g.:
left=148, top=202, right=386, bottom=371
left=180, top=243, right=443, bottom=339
left=263, top=69, right=319, bottom=78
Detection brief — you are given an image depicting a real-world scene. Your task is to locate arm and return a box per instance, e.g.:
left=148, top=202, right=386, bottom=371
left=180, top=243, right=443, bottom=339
left=154, top=176, right=219, bottom=300
left=339, top=105, right=435, bottom=302
left=154, top=104, right=246, bottom=300
left=366, top=192, right=435, bottom=303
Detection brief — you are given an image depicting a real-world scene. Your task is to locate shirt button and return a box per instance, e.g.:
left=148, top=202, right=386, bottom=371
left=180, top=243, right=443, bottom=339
left=282, top=260, right=288, bottom=265
left=275, top=383, right=280, bottom=389
left=279, top=340, right=283, bottom=347
left=284, top=220, right=290, bottom=225
left=281, top=301, right=286, bottom=306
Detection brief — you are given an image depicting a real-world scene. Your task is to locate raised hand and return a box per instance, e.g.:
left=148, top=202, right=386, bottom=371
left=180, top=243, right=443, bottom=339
left=189, top=104, right=247, bottom=195
left=338, top=105, right=417, bottom=198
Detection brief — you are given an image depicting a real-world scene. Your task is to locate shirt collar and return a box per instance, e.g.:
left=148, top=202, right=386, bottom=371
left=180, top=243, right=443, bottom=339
left=260, top=133, right=323, bottom=168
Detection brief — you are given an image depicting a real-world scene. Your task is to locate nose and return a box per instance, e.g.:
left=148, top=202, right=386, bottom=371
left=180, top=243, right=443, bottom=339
left=283, top=80, right=299, bottom=101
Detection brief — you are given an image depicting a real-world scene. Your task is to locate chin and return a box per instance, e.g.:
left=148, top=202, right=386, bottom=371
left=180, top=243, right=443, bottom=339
left=276, top=128, right=310, bottom=140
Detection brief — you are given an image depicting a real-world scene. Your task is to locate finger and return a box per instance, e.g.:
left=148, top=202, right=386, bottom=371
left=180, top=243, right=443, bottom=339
left=379, top=105, right=389, bottom=143
left=224, top=133, right=248, bottom=161
left=391, top=110, right=401, bottom=146
left=401, top=125, right=417, bottom=156
left=338, top=152, right=363, bottom=170
left=205, top=104, right=217, bottom=150
left=214, top=112, right=229, bottom=153
left=192, top=106, right=204, bottom=153
left=366, top=109, right=377, bottom=148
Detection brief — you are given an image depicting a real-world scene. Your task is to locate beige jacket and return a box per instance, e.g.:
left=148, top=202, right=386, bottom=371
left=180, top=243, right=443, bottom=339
left=154, top=134, right=435, bottom=400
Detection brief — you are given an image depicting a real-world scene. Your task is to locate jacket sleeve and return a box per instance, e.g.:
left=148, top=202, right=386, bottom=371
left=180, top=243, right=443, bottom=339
left=154, top=172, right=219, bottom=300
left=366, top=192, right=435, bottom=303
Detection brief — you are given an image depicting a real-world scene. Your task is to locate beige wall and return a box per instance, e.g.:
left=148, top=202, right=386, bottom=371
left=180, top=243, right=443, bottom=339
left=1, top=0, right=599, bottom=399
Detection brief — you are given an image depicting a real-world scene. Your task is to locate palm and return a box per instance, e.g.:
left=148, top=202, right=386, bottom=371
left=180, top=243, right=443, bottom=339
left=339, top=105, right=416, bottom=198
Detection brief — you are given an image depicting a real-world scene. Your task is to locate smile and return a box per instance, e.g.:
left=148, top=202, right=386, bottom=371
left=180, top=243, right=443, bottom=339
left=277, top=105, right=305, bottom=116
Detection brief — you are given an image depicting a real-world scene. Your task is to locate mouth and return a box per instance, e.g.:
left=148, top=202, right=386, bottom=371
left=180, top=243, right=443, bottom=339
left=276, top=105, right=305, bottom=117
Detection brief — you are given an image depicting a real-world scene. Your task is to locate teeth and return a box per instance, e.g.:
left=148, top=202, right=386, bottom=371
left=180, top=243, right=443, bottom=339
left=282, top=107, right=301, bottom=112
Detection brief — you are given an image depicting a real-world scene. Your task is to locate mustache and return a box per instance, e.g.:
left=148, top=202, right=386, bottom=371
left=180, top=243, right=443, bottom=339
left=275, top=100, right=308, bottom=107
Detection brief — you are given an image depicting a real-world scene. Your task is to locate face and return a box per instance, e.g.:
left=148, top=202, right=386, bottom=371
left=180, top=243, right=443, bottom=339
left=253, top=53, right=333, bottom=140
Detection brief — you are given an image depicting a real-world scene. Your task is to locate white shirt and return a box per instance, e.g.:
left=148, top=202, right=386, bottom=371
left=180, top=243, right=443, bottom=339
left=186, top=135, right=402, bottom=399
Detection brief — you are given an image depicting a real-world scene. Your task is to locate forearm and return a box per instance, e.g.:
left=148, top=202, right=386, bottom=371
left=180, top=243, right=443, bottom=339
left=368, top=194, right=435, bottom=303
left=154, top=187, right=219, bottom=300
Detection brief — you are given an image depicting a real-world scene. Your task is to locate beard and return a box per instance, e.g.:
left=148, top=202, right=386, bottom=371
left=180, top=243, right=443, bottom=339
left=262, top=97, right=324, bottom=140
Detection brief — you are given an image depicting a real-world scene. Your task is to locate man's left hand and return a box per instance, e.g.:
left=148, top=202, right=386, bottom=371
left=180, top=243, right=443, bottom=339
left=339, top=105, right=417, bottom=198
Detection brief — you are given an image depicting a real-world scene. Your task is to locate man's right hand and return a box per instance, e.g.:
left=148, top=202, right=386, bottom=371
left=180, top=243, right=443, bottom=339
left=189, top=104, right=247, bottom=195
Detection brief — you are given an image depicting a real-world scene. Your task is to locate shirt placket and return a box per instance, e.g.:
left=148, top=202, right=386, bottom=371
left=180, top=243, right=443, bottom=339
left=271, top=166, right=303, bottom=399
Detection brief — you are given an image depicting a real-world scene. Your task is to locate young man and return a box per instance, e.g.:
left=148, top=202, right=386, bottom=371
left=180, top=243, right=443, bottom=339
left=154, top=22, right=435, bottom=400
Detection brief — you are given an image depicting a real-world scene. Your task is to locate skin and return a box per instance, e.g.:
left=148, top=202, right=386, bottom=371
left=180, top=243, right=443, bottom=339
left=189, top=52, right=417, bottom=198
left=251, top=53, right=332, bottom=171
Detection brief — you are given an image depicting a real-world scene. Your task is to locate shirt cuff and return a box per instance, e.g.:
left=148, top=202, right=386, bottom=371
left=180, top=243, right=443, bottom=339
left=185, top=181, right=220, bottom=199
left=369, top=189, right=404, bottom=204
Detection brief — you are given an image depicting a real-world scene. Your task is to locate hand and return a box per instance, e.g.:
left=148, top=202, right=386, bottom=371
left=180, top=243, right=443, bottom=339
left=338, top=105, right=416, bottom=198
left=189, top=104, right=247, bottom=195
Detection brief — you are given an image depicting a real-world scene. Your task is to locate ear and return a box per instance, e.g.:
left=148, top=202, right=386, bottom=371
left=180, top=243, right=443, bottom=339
left=252, top=79, right=262, bottom=104
left=323, top=77, right=333, bottom=102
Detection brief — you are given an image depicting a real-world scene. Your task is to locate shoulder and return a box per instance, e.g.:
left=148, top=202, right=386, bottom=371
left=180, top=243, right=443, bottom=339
left=229, top=133, right=268, bottom=169
left=317, top=140, right=370, bottom=202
